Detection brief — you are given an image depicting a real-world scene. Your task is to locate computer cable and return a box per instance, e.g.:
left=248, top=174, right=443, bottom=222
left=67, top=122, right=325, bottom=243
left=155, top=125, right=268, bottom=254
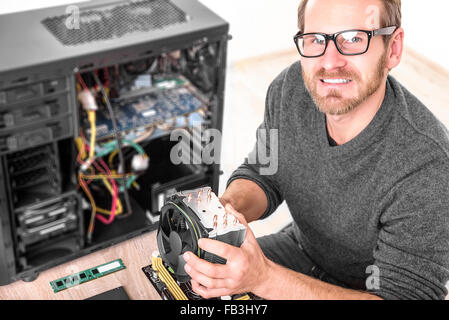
left=77, top=135, right=118, bottom=240
left=92, top=71, right=133, bottom=219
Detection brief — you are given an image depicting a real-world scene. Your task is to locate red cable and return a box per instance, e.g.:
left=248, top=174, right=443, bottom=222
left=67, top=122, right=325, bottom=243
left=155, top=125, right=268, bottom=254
left=76, top=73, right=89, bottom=91
left=103, top=67, right=109, bottom=87
left=79, top=131, right=117, bottom=224
left=87, top=153, right=117, bottom=224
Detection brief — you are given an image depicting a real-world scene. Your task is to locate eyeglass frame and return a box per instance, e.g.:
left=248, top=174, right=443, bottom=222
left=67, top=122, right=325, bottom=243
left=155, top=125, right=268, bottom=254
left=293, top=26, right=398, bottom=58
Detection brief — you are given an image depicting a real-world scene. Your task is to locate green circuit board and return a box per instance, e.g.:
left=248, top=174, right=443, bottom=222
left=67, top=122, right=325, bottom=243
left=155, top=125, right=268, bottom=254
left=50, top=259, right=126, bottom=293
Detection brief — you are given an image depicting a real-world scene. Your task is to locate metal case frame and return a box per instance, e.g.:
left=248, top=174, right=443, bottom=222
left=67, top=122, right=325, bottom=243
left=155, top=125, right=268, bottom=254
left=0, top=0, right=229, bottom=285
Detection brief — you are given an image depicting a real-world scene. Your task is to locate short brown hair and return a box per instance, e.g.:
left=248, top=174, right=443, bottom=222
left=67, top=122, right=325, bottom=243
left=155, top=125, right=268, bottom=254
left=297, top=0, right=401, bottom=44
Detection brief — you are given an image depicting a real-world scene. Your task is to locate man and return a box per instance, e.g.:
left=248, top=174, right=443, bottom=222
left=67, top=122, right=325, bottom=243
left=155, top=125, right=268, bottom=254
left=183, top=0, right=449, bottom=299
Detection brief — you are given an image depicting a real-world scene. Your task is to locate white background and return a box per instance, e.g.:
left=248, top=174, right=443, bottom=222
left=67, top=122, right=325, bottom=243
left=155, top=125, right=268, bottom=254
left=0, top=0, right=448, bottom=70
left=200, top=0, right=449, bottom=70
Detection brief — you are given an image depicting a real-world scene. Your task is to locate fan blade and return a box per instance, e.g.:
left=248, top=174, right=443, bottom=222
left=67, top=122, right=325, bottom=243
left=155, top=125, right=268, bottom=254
left=162, top=231, right=183, bottom=266
left=161, top=230, right=170, bottom=244
left=176, top=254, right=188, bottom=276
left=169, top=231, right=183, bottom=255
left=156, top=231, right=167, bottom=255
left=179, top=230, right=192, bottom=245
left=166, top=249, right=178, bottom=265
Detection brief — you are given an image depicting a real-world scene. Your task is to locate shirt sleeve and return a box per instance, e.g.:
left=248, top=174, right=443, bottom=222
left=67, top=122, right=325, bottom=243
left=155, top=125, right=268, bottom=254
left=226, top=74, right=285, bottom=219
left=371, top=157, right=449, bottom=300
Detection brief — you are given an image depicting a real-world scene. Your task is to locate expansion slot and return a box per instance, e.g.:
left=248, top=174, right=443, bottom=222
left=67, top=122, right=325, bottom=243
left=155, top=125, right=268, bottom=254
left=235, top=294, right=251, bottom=300
left=50, top=259, right=126, bottom=293
left=143, top=262, right=259, bottom=300
left=152, top=254, right=188, bottom=300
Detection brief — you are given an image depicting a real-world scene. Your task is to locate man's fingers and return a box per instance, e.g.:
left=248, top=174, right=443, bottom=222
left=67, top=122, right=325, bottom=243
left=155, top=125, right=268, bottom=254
left=183, top=251, right=228, bottom=278
left=197, top=237, right=239, bottom=260
left=191, top=280, right=232, bottom=299
left=184, top=262, right=228, bottom=289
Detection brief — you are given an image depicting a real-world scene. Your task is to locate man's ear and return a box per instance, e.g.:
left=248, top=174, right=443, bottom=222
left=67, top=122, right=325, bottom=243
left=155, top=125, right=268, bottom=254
left=386, top=27, right=405, bottom=70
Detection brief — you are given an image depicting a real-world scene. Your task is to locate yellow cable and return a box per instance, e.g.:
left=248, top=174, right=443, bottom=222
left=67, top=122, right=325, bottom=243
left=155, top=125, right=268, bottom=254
left=88, top=111, right=96, bottom=161
left=95, top=178, right=123, bottom=216
left=78, top=175, right=96, bottom=236
left=78, top=174, right=123, bottom=216
left=152, top=255, right=188, bottom=300
left=108, top=149, right=118, bottom=167
left=74, top=137, right=87, bottom=160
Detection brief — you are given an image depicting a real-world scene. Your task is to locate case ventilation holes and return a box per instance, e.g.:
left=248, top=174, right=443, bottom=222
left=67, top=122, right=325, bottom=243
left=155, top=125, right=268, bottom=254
left=41, top=0, right=188, bottom=46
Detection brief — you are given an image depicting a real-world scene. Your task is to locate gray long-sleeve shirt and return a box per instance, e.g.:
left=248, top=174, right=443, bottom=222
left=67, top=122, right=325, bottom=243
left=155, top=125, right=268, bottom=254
left=227, top=61, right=449, bottom=300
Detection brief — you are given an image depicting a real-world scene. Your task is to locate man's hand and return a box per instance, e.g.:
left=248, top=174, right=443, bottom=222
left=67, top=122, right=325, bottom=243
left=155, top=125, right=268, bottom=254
left=183, top=203, right=271, bottom=299
left=183, top=203, right=383, bottom=300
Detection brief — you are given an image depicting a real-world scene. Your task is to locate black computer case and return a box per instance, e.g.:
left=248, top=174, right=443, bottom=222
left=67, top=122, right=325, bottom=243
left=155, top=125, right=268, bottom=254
left=0, top=0, right=229, bottom=285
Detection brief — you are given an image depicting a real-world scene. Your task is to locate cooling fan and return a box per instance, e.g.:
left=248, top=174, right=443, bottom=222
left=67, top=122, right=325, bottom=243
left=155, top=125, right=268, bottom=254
left=156, top=186, right=246, bottom=282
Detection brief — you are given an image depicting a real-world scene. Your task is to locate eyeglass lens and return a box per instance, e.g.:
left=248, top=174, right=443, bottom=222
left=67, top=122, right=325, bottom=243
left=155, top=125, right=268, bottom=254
left=297, top=31, right=369, bottom=56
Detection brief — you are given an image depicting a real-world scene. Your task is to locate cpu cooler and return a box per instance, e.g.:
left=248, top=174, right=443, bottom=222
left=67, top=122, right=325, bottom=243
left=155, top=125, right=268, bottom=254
left=156, top=187, right=246, bottom=282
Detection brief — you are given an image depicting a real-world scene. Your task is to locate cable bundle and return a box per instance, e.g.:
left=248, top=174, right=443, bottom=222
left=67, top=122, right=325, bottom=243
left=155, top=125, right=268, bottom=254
left=76, top=71, right=150, bottom=243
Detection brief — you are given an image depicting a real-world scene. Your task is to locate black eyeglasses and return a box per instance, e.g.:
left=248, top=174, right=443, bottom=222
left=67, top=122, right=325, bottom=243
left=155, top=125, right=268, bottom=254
left=294, top=26, right=397, bottom=58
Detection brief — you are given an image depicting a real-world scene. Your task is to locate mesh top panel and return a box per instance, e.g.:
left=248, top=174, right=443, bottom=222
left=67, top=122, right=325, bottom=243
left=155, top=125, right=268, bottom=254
left=42, top=0, right=188, bottom=46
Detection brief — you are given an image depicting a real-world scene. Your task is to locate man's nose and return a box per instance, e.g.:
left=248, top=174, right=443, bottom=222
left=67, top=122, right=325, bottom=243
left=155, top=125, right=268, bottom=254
left=320, top=40, right=347, bottom=70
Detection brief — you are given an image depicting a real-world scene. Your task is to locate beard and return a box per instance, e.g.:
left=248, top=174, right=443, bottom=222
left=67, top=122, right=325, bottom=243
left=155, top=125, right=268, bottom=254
left=302, top=52, right=388, bottom=116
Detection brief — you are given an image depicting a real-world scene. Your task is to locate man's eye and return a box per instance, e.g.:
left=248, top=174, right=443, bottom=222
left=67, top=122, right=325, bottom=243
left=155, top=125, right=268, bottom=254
left=348, top=37, right=362, bottom=43
left=313, top=38, right=325, bottom=45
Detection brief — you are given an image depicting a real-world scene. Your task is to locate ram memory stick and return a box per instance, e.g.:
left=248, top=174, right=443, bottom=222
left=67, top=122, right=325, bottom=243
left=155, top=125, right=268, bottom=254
left=50, top=259, right=126, bottom=293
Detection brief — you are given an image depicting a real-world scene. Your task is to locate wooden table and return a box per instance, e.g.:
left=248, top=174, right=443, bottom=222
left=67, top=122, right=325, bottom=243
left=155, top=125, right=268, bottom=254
left=0, top=231, right=161, bottom=300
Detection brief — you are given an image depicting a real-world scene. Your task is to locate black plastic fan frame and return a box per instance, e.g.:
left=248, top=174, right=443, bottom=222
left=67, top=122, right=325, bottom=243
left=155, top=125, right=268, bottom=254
left=156, top=194, right=211, bottom=282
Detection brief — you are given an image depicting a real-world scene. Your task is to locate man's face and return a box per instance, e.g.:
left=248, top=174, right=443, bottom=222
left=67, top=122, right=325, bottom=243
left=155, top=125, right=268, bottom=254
left=300, top=0, right=389, bottom=115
